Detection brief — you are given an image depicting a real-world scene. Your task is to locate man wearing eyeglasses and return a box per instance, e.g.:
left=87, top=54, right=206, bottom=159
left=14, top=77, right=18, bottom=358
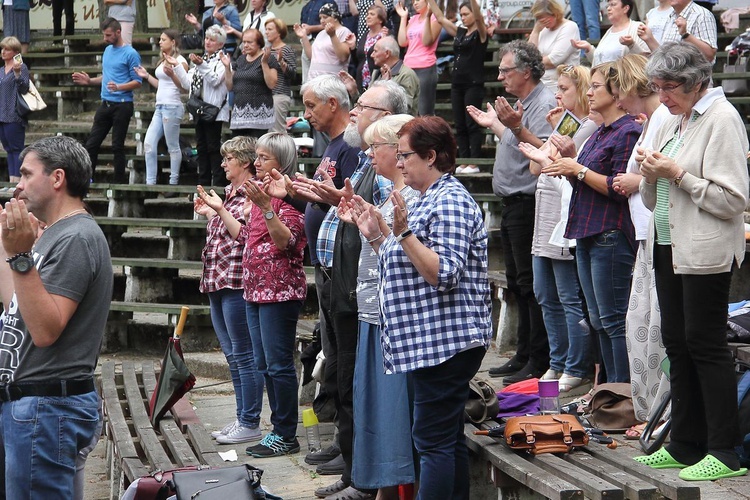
left=468, top=39, right=556, bottom=385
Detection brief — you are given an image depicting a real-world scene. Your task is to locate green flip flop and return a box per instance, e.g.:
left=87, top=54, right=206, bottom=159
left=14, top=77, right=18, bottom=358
left=634, top=447, right=688, bottom=469
left=678, top=455, right=748, bottom=481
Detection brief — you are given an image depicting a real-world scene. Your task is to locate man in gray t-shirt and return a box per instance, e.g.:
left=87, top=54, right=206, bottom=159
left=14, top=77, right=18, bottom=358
left=0, top=136, right=113, bottom=498
left=468, top=40, right=556, bottom=384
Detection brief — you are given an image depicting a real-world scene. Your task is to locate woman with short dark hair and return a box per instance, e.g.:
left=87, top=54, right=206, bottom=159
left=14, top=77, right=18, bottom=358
left=354, top=116, right=491, bottom=498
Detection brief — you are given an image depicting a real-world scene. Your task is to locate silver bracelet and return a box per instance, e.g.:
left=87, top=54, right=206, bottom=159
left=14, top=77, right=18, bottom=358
left=366, top=232, right=384, bottom=244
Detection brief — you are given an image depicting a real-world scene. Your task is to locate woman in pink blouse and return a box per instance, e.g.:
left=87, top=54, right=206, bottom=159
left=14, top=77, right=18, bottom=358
left=199, top=132, right=307, bottom=459
left=396, top=0, right=442, bottom=115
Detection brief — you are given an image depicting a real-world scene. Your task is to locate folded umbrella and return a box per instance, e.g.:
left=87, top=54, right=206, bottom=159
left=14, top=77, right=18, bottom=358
left=149, top=306, right=196, bottom=427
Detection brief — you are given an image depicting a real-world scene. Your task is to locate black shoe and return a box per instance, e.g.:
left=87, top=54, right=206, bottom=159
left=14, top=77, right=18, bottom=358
left=488, top=356, right=526, bottom=378
left=246, top=432, right=300, bottom=458
left=316, top=453, right=345, bottom=475
left=305, top=444, right=341, bottom=465
left=502, top=362, right=545, bottom=386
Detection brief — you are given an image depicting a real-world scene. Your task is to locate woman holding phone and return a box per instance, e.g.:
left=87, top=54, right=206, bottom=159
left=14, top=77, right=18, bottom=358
left=0, top=37, right=29, bottom=185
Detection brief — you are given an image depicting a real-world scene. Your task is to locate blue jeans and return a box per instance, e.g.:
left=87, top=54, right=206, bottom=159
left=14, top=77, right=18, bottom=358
left=209, top=289, right=263, bottom=428
left=246, top=300, right=302, bottom=440
left=0, top=121, right=25, bottom=178
left=145, top=104, right=184, bottom=185
left=0, top=391, right=100, bottom=499
left=533, top=256, right=591, bottom=378
left=569, top=0, right=601, bottom=41
left=410, top=346, right=485, bottom=500
left=576, top=230, right=634, bottom=383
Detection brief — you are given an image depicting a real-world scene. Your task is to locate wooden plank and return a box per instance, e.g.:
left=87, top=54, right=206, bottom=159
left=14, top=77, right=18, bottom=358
left=465, top=425, right=583, bottom=500
left=532, top=453, right=624, bottom=500
left=583, top=442, right=700, bottom=500
left=186, top=423, right=225, bottom=467
left=563, top=451, right=659, bottom=500
left=170, top=397, right=201, bottom=432
left=121, top=361, right=173, bottom=472
left=158, top=418, right=201, bottom=467
left=121, top=457, right=149, bottom=485
left=100, top=362, right=139, bottom=460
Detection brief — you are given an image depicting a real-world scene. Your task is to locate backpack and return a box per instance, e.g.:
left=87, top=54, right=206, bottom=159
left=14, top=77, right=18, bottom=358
left=736, top=360, right=750, bottom=467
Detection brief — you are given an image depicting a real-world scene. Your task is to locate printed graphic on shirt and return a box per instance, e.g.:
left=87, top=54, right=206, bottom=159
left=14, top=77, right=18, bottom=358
left=317, top=156, right=337, bottom=180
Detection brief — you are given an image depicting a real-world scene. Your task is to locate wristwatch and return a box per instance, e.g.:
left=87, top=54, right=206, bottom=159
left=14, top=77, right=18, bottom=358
left=395, top=229, right=413, bottom=243
left=264, top=210, right=275, bottom=220
left=576, top=167, right=589, bottom=181
left=6, top=252, right=34, bottom=273
left=681, top=32, right=690, bottom=40
left=510, top=125, right=523, bottom=135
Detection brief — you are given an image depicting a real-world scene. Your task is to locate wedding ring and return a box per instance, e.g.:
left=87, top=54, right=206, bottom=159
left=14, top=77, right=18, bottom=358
left=7, top=225, right=15, bottom=230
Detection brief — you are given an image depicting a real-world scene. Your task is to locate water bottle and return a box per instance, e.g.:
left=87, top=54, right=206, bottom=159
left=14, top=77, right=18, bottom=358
left=302, top=408, right=321, bottom=453
left=538, top=380, right=560, bottom=415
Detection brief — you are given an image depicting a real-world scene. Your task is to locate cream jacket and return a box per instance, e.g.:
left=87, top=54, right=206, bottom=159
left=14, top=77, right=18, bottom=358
left=640, top=89, right=749, bottom=275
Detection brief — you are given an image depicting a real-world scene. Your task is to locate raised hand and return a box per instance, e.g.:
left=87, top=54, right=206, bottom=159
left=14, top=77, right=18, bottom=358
left=466, top=102, right=500, bottom=129
left=494, top=96, right=523, bottom=129
left=546, top=106, right=565, bottom=128
left=548, top=134, right=577, bottom=158
left=196, top=185, right=224, bottom=212
left=134, top=65, right=149, bottom=79
left=395, top=0, right=408, bottom=18
left=264, top=168, right=288, bottom=199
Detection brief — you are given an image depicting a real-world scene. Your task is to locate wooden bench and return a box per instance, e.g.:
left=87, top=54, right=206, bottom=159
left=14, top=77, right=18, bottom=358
left=465, top=422, right=704, bottom=499
left=101, top=360, right=224, bottom=500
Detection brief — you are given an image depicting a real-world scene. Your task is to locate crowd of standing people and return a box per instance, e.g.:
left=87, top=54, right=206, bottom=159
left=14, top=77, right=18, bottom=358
left=0, top=0, right=749, bottom=498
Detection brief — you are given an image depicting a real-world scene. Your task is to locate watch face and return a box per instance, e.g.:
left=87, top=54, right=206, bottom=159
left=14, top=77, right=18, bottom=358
left=264, top=211, right=274, bottom=220
left=11, top=256, right=33, bottom=273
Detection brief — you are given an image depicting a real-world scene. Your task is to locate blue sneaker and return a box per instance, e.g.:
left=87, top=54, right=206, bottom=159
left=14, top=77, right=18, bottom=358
left=246, top=432, right=300, bottom=458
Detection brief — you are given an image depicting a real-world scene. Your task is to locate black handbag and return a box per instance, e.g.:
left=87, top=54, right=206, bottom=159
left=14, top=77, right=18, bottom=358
left=171, top=464, right=262, bottom=499
left=187, top=95, right=223, bottom=124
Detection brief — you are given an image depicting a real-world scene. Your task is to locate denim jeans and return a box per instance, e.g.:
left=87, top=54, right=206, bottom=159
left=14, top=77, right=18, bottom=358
left=0, top=391, right=100, bottom=499
left=0, top=121, right=25, bottom=178
left=410, top=346, right=485, bottom=500
left=209, top=289, right=263, bottom=428
left=144, top=104, right=184, bottom=185
left=246, top=300, right=302, bottom=440
left=85, top=100, right=134, bottom=183
left=576, top=230, right=634, bottom=383
left=569, top=0, right=601, bottom=41
left=533, top=256, right=591, bottom=378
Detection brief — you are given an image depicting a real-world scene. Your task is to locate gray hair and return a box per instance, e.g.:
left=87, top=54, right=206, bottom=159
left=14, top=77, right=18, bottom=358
left=205, top=25, right=227, bottom=45
left=377, top=36, right=400, bottom=58
left=646, top=42, right=712, bottom=93
left=300, top=74, right=350, bottom=111
left=256, top=132, right=298, bottom=177
left=220, top=136, right=257, bottom=169
left=21, top=136, right=92, bottom=199
left=500, top=39, right=545, bottom=82
left=368, top=80, right=409, bottom=114
left=363, top=114, right=414, bottom=145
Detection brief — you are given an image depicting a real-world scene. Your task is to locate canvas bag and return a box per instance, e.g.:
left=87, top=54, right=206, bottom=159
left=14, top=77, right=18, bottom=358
left=722, top=56, right=749, bottom=96
left=16, top=80, right=47, bottom=118
left=586, top=383, right=641, bottom=432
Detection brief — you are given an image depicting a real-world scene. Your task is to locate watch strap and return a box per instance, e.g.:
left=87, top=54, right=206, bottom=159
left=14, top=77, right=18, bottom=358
left=5, top=251, right=32, bottom=264
left=395, top=230, right=413, bottom=243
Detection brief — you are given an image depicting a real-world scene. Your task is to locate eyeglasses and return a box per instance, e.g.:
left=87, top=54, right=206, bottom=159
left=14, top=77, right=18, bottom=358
left=498, top=66, right=518, bottom=75
left=221, top=155, right=235, bottom=164
left=396, top=151, right=417, bottom=162
left=370, top=142, right=396, bottom=151
left=648, top=82, right=684, bottom=94
left=354, top=101, right=389, bottom=113
left=256, top=154, right=276, bottom=164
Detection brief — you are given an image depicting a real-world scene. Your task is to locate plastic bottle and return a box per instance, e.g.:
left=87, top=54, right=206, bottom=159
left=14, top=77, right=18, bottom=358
left=538, top=380, right=560, bottom=415
left=302, top=408, right=321, bottom=452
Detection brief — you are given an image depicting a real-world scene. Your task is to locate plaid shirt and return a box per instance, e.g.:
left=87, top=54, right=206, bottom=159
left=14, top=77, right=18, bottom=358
left=316, top=151, right=393, bottom=267
left=199, top=183, right=247, bottom=293
left=565, top=115, right=641, bottom=246
left=660, top=1, right=717, bottom=49
left=378, top=174, right=492, bottom=374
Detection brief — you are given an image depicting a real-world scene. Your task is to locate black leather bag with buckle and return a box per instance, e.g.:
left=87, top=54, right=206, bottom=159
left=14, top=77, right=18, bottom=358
left=186, top=95, right=224, bottom=124
left=171, top=464, right=262, bottom=500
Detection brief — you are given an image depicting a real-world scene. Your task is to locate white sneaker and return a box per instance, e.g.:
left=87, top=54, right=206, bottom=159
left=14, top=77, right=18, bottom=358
left=211, top=420, right=238, bottom=439
left=558, top=374, right=590, bottom=393
left=455, top=165, right=466, bottom=174
left=216, top=424, right=262, bottom=444
left=462, top=165, right=480, bottom=174
left=541, top=369, right=562, bottom=380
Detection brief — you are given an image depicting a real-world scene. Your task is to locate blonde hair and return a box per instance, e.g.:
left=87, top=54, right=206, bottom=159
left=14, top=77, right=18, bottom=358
left=363, top=114, right=414, bottom=145
left=0, top=37, right=22, bottom=54
left=591, top=62, right=617, bottom=95
left=557, top=65, right=591, bottom=116
left=612, top=54, right=652, bottom=98
left=531, top=0, right=564, bottom=23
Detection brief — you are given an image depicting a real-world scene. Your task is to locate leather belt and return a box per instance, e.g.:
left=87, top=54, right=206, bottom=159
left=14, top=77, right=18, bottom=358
left=0, top=378, right=95, bottom=402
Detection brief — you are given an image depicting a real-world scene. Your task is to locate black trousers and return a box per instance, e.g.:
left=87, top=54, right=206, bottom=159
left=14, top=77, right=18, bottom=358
left=195, top=120, right=226, bottom=187
left=451, top=83, right=484, bottom=159
left=52, top=0, right=74, bottom=36
left=653, top=244, right=740, bottom=451
left=500, top=196, right=549, bottom=369
left=85, top=100, right=133, bottom=183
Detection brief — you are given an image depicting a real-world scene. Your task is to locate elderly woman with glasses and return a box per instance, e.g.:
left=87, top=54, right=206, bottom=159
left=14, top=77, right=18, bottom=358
left=194, top=136, right=264, bottom=446
left=632, top=43, right=749, bottom=481
left=353, top=116, right=491, bottom=498
left=542, top=62, right=641, bottom=385
left=200, top=132, right=307, bottom=459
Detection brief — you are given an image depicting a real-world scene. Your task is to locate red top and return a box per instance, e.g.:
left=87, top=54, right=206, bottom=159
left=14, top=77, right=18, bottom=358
left=238, top=197, right=307, bottom=303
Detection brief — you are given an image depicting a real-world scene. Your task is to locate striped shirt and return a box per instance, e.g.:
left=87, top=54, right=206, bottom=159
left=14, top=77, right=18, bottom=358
left=378, top=174, right=492, bottom=374
left=270, top=45, right=296, bottom=97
